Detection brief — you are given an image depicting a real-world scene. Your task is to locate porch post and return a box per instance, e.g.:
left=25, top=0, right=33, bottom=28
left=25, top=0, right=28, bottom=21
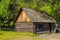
left=49, top=23, right=54, bottom=33
left=49, top=23, right=51, bottom=33
left=51, top=24, right=54, bottom=33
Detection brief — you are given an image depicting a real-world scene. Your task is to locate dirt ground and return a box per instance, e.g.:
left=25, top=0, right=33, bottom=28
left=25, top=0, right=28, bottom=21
left=38, top=33, right=60, bottom=38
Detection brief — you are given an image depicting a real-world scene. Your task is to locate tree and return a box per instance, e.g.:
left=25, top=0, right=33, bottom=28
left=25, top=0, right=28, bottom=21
left=8, top=0, right=18, bottom=28
left=0, top=0, right=10, bottom=29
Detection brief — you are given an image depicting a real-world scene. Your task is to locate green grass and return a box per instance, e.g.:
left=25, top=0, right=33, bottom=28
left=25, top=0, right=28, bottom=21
left=0, top=31, right=18, bottom=40
left=0, top=31, right=49, bottom=40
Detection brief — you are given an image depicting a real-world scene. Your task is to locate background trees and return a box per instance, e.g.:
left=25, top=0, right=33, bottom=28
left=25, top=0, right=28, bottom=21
left=0, top=0, right=60, bottom=28
left=0, top=0, right=10, bottom=29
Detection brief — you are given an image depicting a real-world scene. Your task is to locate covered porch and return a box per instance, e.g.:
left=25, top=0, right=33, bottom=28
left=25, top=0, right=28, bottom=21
left=33, top=22, right=55, bottom=34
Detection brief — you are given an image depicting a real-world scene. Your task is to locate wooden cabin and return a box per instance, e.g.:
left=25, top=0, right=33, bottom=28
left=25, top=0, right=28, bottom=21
left=14, top=8, right=56, bottom=33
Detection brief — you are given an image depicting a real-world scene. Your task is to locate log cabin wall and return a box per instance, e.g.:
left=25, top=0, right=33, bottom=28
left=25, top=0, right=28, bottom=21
left=15, top=10, right=34, bottom=32
left=15, top=22, right=34, bottom=32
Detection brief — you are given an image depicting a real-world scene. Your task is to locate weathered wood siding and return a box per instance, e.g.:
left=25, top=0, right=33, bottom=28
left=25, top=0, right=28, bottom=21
left=15, top=22, right=34, bottom=32
left=16, top=11, right=31, bottom=23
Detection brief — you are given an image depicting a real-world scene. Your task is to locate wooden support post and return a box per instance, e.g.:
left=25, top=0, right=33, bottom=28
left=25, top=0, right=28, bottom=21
left=51, top=24, right=54, bottom=33
left=49, top=23, right=54, bottom=33
left=49, top=23, right=51, bottom=33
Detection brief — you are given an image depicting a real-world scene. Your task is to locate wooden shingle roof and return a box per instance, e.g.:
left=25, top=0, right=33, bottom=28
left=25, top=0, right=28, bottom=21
left=15, top=8, right=56, bottom=23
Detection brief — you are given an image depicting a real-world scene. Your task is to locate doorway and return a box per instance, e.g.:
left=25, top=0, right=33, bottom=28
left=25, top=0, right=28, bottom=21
left=34, top=23, right=50, bottom=34
left=36, top=24, right=43, bottom=32
left=34, top=23, right=44, bottom=33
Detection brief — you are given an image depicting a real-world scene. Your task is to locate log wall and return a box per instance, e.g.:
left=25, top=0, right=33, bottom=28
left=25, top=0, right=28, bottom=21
left=15, top=22, right=34, bottom=32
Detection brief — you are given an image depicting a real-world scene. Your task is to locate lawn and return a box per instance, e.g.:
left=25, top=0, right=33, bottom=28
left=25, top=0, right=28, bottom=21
left=0, top=31, right=48, bottom=40
left=0, top=31, right=19, bottom=40
left=0, top=31, right=60, bottom=40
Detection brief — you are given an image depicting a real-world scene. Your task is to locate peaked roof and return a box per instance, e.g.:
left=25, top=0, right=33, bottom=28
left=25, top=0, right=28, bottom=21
left=15, top=8, right=56, bottom=23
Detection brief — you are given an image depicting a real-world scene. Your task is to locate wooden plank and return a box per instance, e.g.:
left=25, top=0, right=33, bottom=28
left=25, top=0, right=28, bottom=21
left=16, top=11, right=31, bottom=22
left=15, top=22, right=34, bottom=32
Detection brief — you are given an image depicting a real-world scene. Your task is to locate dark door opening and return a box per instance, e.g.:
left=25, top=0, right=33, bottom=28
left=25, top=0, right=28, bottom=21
left=36, top=24, right=43, bottom=32
left=49, top=23, right=55, bottom=33
left=34, top=23, right=50, bottom=34
left=34, top=23, right=44, bottom=33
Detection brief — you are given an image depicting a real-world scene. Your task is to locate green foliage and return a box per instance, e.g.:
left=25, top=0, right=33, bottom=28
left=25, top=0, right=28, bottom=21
left=0, top=0, right=60, bottom=28
left=0, top=0, right=10, bottom=16
left=40, top=5, right=52, bottom=14
left=0, top=0, right=10, bottom=28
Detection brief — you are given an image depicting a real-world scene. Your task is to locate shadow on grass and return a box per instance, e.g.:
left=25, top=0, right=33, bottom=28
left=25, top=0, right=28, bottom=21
left=0, top=31, right=3, bottom=35
left=0, top=33, right=3, bottom=35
